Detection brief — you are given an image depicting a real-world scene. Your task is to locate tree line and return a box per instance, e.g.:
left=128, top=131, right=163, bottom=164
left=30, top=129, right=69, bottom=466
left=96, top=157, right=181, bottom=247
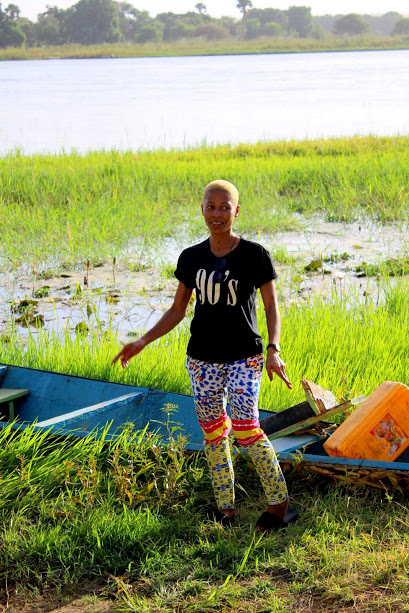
left=1, top=0, right=409, bottom=48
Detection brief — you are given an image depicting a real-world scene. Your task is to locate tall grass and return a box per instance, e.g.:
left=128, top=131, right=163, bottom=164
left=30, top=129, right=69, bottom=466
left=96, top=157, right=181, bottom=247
left=1, top=35, right=409, bottom=61
left=2, top=137, right=409, bottom=271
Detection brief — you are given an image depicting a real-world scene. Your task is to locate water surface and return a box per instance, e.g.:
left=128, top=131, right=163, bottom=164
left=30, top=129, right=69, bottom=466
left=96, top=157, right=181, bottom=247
left=1, top=50, right=409, bottom=154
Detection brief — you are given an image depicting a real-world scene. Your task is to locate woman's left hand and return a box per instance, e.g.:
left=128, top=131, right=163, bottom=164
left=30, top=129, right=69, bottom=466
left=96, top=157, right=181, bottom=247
left=265, top=352, right=292, bottom=389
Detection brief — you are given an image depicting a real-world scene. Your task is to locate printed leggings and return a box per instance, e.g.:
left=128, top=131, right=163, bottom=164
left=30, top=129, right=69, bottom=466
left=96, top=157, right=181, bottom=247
left=186, top=354, right=288, bottom=509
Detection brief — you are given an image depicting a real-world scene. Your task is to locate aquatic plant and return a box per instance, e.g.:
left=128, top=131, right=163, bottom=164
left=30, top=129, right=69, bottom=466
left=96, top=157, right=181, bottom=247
left=1, top=136, right=409, bottom=272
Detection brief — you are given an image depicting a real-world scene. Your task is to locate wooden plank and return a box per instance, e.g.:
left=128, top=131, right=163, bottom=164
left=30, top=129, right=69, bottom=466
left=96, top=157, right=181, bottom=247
left=267, top=394, right=366, bottom=441
left=301, top=379, right=338, bottom=414
left=0, top=389, right=29, bottom=422
left=268, top=401, right=353, bottom=440
left=259, top=401, right=315, bottom=436
left=36, top=392, right=144, bottom=429
left=259, top=381, right=358, bottom=437
left=0, top=389, right=30, bottom=402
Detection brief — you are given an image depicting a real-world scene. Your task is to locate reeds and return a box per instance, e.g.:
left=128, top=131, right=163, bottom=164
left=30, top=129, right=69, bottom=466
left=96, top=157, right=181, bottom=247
left=1, top=137, right=409, bottom=272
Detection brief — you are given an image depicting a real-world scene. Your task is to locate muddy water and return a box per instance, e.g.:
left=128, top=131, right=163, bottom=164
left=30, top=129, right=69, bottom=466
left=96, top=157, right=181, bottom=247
left=0, top=265, right=177, bottom=340
left=266, top=218, right=409, bottom=300
left=1, top=220, right=408, bottom=340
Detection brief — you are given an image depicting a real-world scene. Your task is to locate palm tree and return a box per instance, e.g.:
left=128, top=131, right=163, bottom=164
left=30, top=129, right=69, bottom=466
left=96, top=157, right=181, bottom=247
left=5, top=3, right=20, bottom=20
left=195, top=3, right=207, bottom=14
left=236, top=0, right=252, bottom=37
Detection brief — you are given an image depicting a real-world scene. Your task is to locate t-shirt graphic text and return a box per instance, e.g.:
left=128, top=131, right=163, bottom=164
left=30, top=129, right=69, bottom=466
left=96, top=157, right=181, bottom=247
left=196, top=268, right=238, bottom=306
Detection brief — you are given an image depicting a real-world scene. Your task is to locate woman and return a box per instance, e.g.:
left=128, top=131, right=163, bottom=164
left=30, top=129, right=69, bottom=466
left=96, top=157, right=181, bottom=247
left=112, top=180, right=297, bottom=532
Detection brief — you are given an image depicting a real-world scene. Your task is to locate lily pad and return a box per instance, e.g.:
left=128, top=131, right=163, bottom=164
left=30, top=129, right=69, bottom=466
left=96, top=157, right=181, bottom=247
left=11, top=299, right=39, bottom=314
left=106, top=291, right=120, bottom=304
left=30, top=314, right=45, bottom=327
left=304, top=259, right=322, bottom=272
left=16, top=313, right=44, bottom=328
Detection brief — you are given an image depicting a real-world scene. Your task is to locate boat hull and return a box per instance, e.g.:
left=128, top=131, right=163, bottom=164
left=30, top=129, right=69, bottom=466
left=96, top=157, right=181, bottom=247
left=0, top=363, right=276, bottom=451
left=279, top=438, right=409, bottom=491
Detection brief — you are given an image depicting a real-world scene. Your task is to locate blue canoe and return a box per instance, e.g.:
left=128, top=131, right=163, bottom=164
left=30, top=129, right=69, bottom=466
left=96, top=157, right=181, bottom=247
left=1, top=363, right=409, bottom=490
left=0, top=363, right=317, bottom=455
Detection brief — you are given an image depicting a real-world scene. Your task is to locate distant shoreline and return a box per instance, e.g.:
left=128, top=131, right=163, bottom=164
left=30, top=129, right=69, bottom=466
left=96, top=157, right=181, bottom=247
left=1, top=35, right=409, bottom=61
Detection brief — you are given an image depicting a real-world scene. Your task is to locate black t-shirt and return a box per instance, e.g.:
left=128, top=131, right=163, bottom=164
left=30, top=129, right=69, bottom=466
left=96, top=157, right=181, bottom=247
left=174, top=237, right=278, bottom=363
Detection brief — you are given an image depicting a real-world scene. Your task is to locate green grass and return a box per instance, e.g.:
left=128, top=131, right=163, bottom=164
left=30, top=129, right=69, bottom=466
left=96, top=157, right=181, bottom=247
left=353, top=256, right=409, bottom=277
left=2, top=136, right=409, bottom=272
left=1, top=421, right=408, bottom=612
left=1, top=34, right=409, bottom=61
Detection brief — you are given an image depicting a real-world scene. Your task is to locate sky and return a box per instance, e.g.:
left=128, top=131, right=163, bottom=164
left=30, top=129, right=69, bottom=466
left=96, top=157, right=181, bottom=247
left=15, top=1, right=409, bottom=22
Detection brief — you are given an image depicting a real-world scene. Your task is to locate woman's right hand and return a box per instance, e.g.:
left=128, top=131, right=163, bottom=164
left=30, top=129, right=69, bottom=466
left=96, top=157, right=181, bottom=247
left=111, top=339, right=146, bottom=369
left=110, top=282, right=192, bottom=370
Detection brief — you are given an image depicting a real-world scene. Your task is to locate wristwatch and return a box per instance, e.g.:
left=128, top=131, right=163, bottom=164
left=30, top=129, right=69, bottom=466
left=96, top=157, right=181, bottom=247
left=267, top=343, right=281, bottom=352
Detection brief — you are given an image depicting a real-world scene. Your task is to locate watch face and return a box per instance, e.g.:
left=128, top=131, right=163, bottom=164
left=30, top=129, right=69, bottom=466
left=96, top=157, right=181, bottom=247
left=274, top=343, right=281, bottom=352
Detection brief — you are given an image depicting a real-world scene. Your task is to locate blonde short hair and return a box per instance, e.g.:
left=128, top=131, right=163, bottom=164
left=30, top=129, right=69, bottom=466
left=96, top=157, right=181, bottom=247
left=203, top=180, right=239, bottom=206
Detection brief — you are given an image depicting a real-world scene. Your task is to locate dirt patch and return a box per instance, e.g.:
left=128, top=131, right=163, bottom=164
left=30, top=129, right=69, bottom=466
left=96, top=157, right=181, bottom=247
left=2, top=576, right=407, bottom=613
left=1, top=584, right=119, bottom=613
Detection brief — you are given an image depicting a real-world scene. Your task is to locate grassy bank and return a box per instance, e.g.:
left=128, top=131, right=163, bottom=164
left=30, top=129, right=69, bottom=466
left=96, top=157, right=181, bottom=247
left=1, top=424, right=409, bottom=613
left=1, top=282, right=409, bottom=611
left=2, top=136, right=409, bottom=272
left=1, top=35, right=409, bottom=61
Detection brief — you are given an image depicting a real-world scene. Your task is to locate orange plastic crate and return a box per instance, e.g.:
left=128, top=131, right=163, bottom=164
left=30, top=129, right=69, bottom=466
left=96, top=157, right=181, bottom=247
left=324, top=381, right=409, bottom=462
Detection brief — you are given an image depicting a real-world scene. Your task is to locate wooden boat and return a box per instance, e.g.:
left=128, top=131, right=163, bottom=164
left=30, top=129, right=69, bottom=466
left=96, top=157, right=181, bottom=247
left=2, top=363, right=409, bottom=490
left=0, top=363, right=317, bottom=454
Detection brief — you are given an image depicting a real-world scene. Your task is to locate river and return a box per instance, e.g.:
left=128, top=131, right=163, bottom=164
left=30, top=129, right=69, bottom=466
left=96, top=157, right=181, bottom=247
left=1, top=49, right=409, bottom=154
